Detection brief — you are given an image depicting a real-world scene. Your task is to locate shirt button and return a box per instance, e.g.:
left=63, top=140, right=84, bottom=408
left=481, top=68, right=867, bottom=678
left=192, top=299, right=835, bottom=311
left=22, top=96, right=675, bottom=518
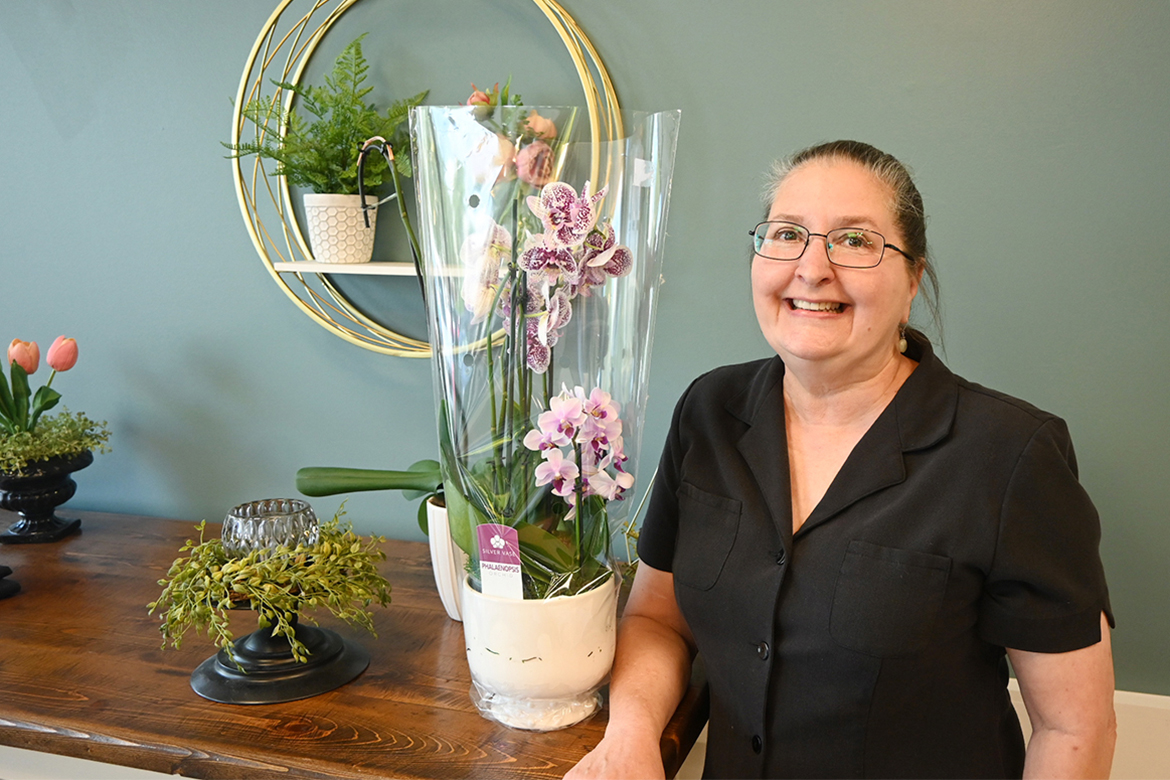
left=756, top=641, right=770, bottom=660
left=775, top=549, right=786, bottom=565
left=752, top=734, right=763, bottom=754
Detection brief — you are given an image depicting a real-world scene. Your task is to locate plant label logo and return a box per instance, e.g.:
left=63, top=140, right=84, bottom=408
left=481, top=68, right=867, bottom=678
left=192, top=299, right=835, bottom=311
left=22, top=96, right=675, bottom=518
left=477, top=523, right=522, bottom=599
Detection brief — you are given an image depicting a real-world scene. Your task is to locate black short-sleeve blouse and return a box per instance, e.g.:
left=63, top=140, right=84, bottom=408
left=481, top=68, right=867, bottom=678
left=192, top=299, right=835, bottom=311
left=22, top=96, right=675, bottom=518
left=637, top=335, right=1112, bottom=779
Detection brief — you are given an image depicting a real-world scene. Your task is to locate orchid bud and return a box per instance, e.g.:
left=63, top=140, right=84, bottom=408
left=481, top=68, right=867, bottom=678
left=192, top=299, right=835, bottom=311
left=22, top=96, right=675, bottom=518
left=7, top=339, right=39, bottom=375
left=46, top=336, right=78, bottom=372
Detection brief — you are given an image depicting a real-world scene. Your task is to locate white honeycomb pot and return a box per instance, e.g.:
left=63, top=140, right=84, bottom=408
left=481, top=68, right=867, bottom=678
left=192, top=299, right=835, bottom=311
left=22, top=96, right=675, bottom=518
left=303, top=193, right=377, bottom=264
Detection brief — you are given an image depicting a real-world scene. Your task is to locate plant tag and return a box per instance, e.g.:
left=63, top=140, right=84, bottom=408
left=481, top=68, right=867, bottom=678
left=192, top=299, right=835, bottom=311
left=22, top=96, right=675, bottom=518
left=477, top=524, right=523, bottom=599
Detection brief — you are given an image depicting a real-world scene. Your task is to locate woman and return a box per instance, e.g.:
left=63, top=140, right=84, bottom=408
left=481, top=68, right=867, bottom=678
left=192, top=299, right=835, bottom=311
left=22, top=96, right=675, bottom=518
left=568, top=141, right=1115, bottom=779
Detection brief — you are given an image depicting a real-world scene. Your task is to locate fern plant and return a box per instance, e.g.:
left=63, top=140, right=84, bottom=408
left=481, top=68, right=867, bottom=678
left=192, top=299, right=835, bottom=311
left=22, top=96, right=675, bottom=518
left=227, top=33, right=427, bottom=194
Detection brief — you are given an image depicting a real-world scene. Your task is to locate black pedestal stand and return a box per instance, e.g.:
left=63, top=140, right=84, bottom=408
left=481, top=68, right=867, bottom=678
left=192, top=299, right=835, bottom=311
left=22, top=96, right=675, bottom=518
left=190, top=614, right=369, bottom=704
left=0, top=451, right=92, bottom=544
left=0, top=565, right=18, bottom=599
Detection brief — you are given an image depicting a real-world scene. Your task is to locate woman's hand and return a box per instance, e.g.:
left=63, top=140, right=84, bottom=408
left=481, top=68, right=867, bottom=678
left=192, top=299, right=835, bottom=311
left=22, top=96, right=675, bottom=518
left=565, top=728, right=666, bottom=779
left=1009, top=612, right=1117, bottom=779
left=566, top=563, right=696, bottom=779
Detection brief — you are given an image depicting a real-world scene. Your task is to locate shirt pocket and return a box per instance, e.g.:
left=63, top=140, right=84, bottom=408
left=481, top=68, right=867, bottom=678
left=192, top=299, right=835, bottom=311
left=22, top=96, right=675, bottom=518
left=672, top=481, right=742, bottom=591
left=830, top=540, right=951, bottom=657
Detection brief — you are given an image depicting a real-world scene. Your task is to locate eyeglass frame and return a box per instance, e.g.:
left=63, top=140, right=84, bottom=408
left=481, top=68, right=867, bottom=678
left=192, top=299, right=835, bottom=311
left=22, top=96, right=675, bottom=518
left=748, top=220, right=914, bottom=269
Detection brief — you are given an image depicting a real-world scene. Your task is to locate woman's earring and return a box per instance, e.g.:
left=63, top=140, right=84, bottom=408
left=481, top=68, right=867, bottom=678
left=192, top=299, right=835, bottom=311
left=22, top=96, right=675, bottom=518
left=897, top=325, right=908, bottom=354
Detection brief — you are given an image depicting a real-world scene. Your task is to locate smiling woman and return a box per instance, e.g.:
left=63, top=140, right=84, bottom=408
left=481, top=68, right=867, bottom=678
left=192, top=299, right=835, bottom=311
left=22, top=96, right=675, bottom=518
left=567, top=140, right=1116, bottom=780
left=751, top=156, right=921, bottom=384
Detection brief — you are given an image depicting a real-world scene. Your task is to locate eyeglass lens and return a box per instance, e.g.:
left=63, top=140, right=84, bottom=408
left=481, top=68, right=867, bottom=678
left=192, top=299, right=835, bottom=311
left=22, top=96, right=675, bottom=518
left=753, top=221, right=884, bottom=268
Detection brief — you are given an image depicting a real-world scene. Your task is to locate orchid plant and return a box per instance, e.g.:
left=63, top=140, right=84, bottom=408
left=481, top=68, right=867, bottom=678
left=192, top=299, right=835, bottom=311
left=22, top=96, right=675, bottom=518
left=412, top=86, right=652, bottom=600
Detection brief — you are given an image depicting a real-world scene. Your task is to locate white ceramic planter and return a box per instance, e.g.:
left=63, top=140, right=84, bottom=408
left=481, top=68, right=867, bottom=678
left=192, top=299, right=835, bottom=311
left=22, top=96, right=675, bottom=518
left=460, top=574, right=618, bottom=731
left=426, top=499, right=466, bottom=621
left=303, top=193, right=377, bottom=264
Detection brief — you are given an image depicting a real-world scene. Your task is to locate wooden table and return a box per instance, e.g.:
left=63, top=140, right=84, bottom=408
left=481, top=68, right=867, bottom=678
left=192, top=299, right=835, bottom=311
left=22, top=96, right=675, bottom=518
left=0, top=511, right=708, bottom=779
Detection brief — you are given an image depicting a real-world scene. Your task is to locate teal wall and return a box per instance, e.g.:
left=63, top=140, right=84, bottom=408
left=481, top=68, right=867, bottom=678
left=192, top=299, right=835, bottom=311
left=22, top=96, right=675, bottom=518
left=2, top=1, right=1167, bottom=694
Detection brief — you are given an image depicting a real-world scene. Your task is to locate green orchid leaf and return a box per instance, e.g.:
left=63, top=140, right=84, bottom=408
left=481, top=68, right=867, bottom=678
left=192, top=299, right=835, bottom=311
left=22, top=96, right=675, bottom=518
left=516, top=522, right=575, bottom=573
left=417, top=498, right=429, bottom=536
left=443, top=484, right=486, bottom=555
left=295, top=464, right=441, bottom=497
left=401, top=459, right=442, bottom=500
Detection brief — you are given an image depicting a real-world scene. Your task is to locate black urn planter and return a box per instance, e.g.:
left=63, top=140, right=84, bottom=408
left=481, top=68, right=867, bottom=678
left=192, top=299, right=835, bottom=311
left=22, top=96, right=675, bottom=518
left=0, top=450, right=93, bottom=544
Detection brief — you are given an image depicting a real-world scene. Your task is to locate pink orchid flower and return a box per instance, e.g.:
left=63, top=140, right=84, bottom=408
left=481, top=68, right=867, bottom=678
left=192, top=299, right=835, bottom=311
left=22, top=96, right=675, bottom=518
left=526, top=183, right=607, bottom=249
left=584, top=468, right=634, bottom=501
left=7, top=339, right=39, bottom=374
left=534, top=448, right=579, bottom=498
left=580, top=414, right=623, bottom=451
left=582, top=387, right=620, bottom=421
left=523, top=426, right=563, bottom=452
left=536, top=393, right=586, bottom=441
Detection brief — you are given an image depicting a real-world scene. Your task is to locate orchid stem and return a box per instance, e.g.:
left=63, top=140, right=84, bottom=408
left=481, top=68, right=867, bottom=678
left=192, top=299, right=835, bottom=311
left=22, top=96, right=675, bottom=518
left=574, top=442, right=584, bottom=572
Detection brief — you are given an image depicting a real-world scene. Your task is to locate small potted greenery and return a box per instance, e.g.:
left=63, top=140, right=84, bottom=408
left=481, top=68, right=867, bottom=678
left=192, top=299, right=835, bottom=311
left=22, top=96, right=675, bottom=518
left=226, top=33, right=427, bottom=264
left=149, top=506, right=393, bottom=703
left=1, top=336, right=110, bottom=543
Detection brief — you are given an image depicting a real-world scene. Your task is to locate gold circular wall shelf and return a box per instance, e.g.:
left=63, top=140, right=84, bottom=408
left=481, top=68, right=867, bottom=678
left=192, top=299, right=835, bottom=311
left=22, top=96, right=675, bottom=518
left=230, top=0, right=621, bottom=356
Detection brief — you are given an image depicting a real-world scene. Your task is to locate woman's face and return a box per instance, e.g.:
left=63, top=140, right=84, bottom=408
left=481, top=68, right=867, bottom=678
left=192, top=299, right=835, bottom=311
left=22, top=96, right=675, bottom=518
left=752, top=159, right=920, bottom=376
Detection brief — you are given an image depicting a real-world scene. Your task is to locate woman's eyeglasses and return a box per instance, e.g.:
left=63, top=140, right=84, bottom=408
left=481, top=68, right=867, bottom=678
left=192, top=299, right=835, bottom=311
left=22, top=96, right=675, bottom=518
left=749, top=221, right=912, bottom=269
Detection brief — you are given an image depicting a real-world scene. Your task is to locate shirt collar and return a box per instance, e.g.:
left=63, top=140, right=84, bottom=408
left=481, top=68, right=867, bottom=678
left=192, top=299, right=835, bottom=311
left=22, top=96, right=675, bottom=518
left=727, top=331, right=959, bottom=453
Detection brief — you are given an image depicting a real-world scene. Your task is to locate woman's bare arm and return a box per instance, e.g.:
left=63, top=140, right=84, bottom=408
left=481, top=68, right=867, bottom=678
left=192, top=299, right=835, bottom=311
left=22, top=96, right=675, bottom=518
left=565, top=563, right=696, bottom=779
left=1008, top=612, right=1117, bottom=779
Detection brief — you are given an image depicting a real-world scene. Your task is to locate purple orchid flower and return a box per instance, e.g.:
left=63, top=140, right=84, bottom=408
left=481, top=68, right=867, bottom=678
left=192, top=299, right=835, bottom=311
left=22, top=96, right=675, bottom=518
left=527, top=182, right=607, bottom=249
left=518, top=234, right=576, bottom=278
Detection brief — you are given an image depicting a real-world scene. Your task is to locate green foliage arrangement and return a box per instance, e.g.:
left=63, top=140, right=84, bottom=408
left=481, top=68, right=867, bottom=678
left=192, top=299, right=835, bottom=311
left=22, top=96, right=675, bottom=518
left=226, top=33, right=427, bottom=195
left=148, top=512, right=391, bottom=667
left=0, top=409, right=111, bottom=474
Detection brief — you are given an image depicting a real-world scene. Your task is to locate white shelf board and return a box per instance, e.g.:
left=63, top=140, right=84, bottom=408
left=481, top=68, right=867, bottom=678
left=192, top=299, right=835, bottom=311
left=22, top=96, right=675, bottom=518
left=273, top=261, right=417, bottom=276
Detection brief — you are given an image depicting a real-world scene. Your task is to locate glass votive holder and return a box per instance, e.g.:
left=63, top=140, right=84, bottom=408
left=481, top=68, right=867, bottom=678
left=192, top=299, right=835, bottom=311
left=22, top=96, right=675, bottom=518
left=222, top=498, right=319, bottom=558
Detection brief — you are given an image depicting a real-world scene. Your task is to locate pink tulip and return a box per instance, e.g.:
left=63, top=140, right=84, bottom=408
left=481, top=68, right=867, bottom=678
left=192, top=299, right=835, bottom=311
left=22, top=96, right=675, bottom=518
left=7, top=339, right=39, bottom=374
left=46, top=336, right=78, bottom=371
